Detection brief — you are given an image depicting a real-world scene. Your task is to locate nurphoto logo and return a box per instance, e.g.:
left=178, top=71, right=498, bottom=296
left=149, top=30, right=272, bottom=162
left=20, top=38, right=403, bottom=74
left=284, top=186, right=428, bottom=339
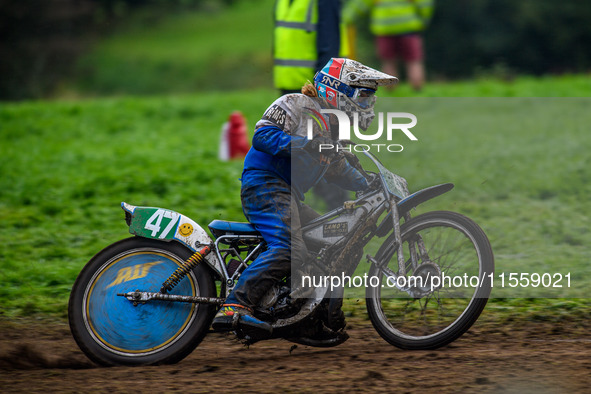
left=306, top=109, right=418, bottom=153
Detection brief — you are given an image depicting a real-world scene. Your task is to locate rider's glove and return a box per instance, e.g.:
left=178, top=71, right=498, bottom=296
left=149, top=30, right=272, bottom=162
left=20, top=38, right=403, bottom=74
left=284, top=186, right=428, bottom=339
left=365, top=172, right=381, bottom=190
left=304, top=136, right=337, bottom=160
left=356, top=173, right=380, bottom=199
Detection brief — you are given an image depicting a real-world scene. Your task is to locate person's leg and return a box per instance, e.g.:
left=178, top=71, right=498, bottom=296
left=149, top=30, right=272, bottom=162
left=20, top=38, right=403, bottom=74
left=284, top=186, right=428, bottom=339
left=406, top=61, right=425, bottom=91
left=375, top=35, right=399, bottom=88
left=213, top=177, right=296, bottom=334
left=381, top=59, right=399, bottom=83
left=227, top=181, right=296, bottom=308
left=400, top=34, right=425, bottom=91
left=312, top=181, right=349, bottom=211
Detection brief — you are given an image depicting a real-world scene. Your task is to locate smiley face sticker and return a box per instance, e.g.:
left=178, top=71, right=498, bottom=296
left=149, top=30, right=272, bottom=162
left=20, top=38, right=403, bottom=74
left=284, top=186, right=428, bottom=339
left=178, top=222, right=194, bottom=237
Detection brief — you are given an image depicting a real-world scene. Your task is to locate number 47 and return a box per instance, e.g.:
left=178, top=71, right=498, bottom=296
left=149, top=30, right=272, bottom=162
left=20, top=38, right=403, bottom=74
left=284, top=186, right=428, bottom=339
left=144, top=209, right=179, bottom=239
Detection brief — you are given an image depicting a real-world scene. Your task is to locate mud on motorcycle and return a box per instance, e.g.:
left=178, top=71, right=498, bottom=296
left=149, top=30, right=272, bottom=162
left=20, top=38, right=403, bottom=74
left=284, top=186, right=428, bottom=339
left=68, top=146, right=494, bottom=366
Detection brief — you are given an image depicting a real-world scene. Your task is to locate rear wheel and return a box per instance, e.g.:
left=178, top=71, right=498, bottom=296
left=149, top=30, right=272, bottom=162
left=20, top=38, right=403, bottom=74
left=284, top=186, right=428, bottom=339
left=366, top=211, right=494, bottom=350
left=68, top=237, right=216, bottom=366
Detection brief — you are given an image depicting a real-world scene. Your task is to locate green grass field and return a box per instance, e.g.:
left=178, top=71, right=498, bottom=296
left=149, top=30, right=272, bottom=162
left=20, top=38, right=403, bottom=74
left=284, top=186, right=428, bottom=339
left=0, top=91, right=273, bottom=317
left=350, top=97, right=591, bottom=299
left=1, top=81, right=590, bottom=319
left=1, top=0, right=590, bottom=320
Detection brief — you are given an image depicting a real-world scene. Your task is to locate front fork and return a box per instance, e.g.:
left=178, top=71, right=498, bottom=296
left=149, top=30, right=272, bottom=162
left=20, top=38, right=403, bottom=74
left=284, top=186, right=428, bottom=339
left=390, top=199, right=407, bottom=276
left=389, top=195, right=429, bottom=276
left=369, top=198, right=432, bottom=297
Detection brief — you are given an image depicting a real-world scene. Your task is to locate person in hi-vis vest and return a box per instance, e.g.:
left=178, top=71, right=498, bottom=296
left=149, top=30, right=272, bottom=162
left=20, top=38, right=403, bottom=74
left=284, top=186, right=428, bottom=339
left=345, top=0, right=434, bottom=91
left=274, top=0, right=353, bottom=210
left=274, top=0, right=350, bottom=96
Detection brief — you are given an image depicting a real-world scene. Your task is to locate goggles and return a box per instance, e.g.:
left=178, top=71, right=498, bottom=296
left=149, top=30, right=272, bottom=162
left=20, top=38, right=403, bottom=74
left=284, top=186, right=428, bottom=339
left=352, top=88, right=376, bottom=109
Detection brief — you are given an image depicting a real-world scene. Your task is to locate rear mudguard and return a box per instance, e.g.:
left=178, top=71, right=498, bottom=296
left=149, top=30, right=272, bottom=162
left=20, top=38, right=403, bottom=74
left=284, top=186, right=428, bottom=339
left=121, top=202, right=224, bottom=278
left=375, top=183, right=454, bottom=237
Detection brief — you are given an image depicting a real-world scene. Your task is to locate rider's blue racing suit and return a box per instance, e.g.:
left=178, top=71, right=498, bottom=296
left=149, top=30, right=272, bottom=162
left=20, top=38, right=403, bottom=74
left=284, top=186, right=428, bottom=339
left=224, top=94, right=368, bottom=310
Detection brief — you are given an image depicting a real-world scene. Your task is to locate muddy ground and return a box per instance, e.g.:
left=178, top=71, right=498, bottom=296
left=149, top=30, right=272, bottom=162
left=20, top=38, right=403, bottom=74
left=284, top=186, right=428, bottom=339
left=0, top=317, right=590, bottom=393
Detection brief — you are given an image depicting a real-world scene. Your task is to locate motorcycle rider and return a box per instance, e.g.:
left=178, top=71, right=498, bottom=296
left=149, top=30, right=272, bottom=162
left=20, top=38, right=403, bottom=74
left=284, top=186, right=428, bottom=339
left=212, top=58, right=398, bottom=337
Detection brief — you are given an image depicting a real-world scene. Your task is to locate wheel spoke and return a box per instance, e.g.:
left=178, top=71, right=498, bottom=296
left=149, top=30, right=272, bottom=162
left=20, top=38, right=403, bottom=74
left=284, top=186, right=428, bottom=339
left=367, top=211, right=493, bottom=349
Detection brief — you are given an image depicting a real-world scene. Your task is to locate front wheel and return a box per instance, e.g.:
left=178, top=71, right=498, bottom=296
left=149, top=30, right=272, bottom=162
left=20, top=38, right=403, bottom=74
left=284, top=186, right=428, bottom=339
left=68, top=237, right=217, bottom=366
left=366, top=211, right=494, bottom=350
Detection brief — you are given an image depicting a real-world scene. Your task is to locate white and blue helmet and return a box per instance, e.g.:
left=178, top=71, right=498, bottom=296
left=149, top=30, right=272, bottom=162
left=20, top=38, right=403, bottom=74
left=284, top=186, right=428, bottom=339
left=314, top=58, right=398, bottom=130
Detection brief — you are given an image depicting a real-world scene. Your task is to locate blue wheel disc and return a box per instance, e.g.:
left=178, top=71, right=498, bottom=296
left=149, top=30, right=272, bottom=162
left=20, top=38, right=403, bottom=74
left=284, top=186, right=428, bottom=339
left=84, top=249, right=198, bottom=355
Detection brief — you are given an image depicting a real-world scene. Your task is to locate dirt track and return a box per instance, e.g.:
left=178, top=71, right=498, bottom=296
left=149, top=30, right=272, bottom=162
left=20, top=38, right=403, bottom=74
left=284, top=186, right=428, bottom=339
left=0, top=317, right=590, bottom=393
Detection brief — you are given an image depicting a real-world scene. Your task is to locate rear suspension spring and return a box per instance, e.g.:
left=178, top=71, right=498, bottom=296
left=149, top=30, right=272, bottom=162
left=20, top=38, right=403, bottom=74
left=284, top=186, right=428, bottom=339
left=160, top=246, right=211, bottom=293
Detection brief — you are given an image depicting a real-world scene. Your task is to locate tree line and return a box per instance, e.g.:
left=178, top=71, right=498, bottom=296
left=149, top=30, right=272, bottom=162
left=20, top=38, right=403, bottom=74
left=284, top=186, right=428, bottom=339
left=1, top=0, right=589, bottom=100
left=423, top=0, right=591, bottom=79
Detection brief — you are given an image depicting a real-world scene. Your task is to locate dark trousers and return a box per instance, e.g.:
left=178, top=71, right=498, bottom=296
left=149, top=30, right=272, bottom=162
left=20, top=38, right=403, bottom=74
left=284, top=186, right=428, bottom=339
left=224, top=174, right=310, bottom=309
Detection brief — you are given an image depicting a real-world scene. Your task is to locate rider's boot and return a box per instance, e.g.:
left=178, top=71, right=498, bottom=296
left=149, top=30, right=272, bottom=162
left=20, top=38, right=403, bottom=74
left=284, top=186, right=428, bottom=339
left=212, top=304, right=272, bottom=337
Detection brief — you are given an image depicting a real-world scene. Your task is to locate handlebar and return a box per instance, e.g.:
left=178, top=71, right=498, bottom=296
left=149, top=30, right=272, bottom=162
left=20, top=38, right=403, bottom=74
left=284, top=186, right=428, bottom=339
left=338, top=140, right=371, bottom=180
left=336, top=140, right=410, bottom=199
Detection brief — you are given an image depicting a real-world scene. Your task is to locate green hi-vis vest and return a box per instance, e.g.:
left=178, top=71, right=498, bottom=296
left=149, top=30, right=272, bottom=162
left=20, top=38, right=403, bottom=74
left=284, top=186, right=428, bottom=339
left=274, top=0, right=319, bottom=90
left=370, top=0, right=432, bottom=36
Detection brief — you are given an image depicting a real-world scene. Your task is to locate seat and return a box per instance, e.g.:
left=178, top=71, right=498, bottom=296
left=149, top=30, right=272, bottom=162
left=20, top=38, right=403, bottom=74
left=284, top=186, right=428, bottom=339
left=208, top=220, right=260, bottom=238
